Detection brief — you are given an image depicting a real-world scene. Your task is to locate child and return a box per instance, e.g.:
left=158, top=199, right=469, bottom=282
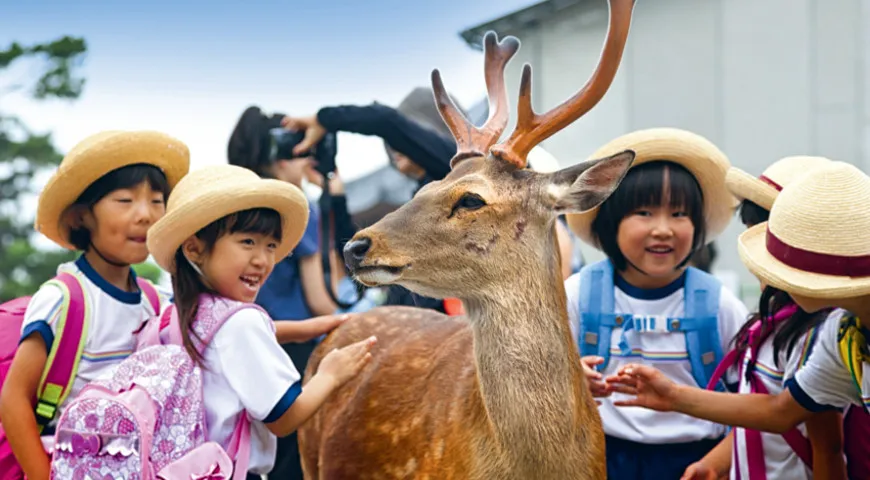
left=0, top=130, right=190, bottom=480
left=144, top=164, right=376, bottom=477
left=607, top=161, right=870, bottom=478
left=687, top=156, right=843, bottom=479
left=563, top=128, right=749, bottom=479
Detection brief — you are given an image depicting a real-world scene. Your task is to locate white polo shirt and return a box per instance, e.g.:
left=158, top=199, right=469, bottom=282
left=731, top=324, right=819, bottom=480
left=565, top=270, right=748, bottom=444
left=200, top=305, right=302, bottom=475
left=786, top=309, right=869, bottom=412
left=19, top=256, right=172, bottom=426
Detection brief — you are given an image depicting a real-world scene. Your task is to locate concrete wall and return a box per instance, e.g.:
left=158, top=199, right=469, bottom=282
left=489, top=0, right=867, bottom=304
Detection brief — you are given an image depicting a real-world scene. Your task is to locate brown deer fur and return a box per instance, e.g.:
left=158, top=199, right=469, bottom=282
left=299, top=2, right=636, bottom=478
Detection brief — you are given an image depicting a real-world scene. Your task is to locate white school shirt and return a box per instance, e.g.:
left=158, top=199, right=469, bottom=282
left=730, top=324, right=819, bottom=480
left=19, top=256, right=172, bottom=426
left=200, top=306, right=302, bottom=475
left=786, top=309, right=869, bottom=412
left=565, top=270, right=748, bottom=444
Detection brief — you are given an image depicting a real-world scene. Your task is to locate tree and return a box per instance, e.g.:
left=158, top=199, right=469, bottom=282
left=0, top=36, right=87, bottom=301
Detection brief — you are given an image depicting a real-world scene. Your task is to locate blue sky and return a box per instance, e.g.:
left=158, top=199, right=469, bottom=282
left=1, top=0, right=536, bottom=184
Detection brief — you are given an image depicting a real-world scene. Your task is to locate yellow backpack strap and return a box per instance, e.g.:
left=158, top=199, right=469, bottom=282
left=837, top=315, right=868, bottom=394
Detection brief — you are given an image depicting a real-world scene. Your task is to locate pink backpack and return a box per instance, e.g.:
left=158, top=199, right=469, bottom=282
left=0, top=272, right=159, bottom=480
left=707, top=304, right=814, bottom=479
left=49, top=295, right=256, bottom=480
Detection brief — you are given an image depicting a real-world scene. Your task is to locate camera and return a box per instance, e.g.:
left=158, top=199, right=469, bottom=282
left=268, top=128, right=337, bottom=176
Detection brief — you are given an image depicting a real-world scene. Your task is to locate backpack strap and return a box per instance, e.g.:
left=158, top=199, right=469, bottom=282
left=136, top=278, right=161, bottom=316
left=674, top=267, right=723, bottom=390
left=225, top=413, right=251, bottom=480
left=578, top=260, right=623, bottom=370
left=34, top=272, right=90, bottom=431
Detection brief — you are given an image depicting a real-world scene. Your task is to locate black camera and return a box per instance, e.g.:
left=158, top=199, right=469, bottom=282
left=268, top=128, right=337, bottom=176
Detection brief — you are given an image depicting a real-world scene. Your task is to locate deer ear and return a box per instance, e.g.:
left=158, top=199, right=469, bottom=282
left=546, top=150, right=635, bottom=214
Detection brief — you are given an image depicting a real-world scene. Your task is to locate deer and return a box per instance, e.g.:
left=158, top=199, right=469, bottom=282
left=298, top=1, right=636, bottom=478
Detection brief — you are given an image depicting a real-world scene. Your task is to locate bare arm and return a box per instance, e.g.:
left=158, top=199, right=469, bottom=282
left=273, top=314, right=349, bottom=344
left=685, top=430, right=733, bottom=479
left=298, top=254, right=339, bottom=316
left=673, top=385, right=811, bottom=433
left=607, top=365, right=813, bottom=433
left=0, top=337, right=51, bottom=480
left=265, top=337, right=375, bottom=437
left=805, top=411, right=846, bottom=480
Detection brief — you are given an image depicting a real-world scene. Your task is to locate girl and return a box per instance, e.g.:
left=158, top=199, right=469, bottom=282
left=0, top=130, right=190, bottom=480
left=564, top=128, right=749, bottom=479
left=685, top=156, right=844, bottom=480
left=145, top=164, right=376, bottom=477
left=607, top=161, right=870, bottom=479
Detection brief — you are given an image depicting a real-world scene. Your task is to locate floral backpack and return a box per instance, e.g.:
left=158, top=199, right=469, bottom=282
left=49, top=295, right=257, bottom=480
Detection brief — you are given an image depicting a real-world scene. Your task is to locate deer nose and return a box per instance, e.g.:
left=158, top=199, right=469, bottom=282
left=344, top=237, right=372, bottom=270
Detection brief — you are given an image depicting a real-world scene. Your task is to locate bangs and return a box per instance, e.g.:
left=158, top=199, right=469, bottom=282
left=226, top=208, right=283, bottom=241
left=77, top=163, right=171, bottom=205
left=609, top=161, right=703, bottom=214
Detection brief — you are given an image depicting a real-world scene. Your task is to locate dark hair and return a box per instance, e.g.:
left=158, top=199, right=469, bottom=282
left=732, top=286, right=830, bottom=375
left=690, top=242, right=717, bottom=273
left=591, top=161, right=707, bottom=271
left=67, top=164, right=170, bottom=250
left=172, top=208, right=283, bottom=365
left=738, top=199, right=770, bottom=228
left=228, top=106, right=281, bottom=179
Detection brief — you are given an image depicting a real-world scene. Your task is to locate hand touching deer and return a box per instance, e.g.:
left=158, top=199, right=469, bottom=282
left=298, top=1, right=637, bottom=478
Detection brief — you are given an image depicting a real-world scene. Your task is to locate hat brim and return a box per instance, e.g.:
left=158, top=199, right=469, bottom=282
left=725, top=167, right=778, bottom=211
left=738, top=223, right=870, bottom=298
left=35, top=131, right=190, bottom=250
left=566, top=128, right=737, bottom=248
left=147, top=180, right=309, bottom=274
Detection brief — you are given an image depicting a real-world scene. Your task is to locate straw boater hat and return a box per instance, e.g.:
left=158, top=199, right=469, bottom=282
left=566, top=128, right=737, bottom=248
left=739, top=161, right=870, bottom=298
left=146, top=164, right=309, bottom=274
left=725, top=156, right=832, bottom=211
left=35, top=130, right=190, bottom=250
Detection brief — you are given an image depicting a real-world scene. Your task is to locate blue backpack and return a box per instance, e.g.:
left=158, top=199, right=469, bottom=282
left=577, top=259, right=725, bottom=391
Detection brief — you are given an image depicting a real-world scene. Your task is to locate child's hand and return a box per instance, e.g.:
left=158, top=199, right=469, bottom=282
left=604, top=363, right=679, bottom=412
left=681, top=461, right=719, bottom=480
left=318, top=336, right=377, bottom=389
left=580, top=356, right=611, bottom=398
left=307, top=314, right=350, bottom=338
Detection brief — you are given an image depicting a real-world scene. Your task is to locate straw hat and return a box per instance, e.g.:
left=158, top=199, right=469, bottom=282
left=35, top=130, right=190, bottom=250
left=147, top=164, right=309, bottom=273
left=566, top=128, right=736, bottom=247
left=738, top=161, right=870, bottom=298
left=725, top=156, right=832, bottom=211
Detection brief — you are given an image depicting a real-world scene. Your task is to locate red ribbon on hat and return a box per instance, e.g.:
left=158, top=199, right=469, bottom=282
left=766, top=229, right=870, bottom=276
left=759, top=175, right=783, bottom=191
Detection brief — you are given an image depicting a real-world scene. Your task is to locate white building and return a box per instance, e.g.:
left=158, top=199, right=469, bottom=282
left=459, top=0, right=870, bottom=304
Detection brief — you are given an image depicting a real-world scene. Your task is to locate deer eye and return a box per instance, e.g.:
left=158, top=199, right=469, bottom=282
left=451, top=193, right=487, bottom=216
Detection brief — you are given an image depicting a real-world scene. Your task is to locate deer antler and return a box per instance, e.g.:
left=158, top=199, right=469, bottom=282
left=490, top=0, right=636, bottom=169
left=432, top=31, right=520, bottom=168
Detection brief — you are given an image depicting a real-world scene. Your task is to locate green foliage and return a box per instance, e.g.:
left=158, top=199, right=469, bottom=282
left=0, top=36, right=87, bottom=302
left=132, top=262, right=165, bottom=285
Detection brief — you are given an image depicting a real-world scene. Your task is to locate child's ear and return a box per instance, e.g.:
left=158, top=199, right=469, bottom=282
left=61, top=205, right=92, bottom=230
left=181, top=237, right=206, bottom=264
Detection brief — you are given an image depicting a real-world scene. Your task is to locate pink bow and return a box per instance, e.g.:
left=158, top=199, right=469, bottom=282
left=70, top=433, right=101, bottom=455
left=190, top=463, right=227, bottom=480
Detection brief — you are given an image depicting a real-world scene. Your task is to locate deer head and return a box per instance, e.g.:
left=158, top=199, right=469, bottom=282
left=344, top=0, right=636, bottom=302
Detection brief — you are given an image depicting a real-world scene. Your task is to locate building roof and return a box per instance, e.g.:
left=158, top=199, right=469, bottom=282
left=459, top=0, right=591, bottom=50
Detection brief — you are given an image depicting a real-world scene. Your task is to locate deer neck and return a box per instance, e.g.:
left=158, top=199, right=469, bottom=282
left=462, top=234, right=588, bottom=471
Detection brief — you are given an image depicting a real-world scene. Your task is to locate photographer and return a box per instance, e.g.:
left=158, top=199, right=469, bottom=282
left=284, top=88, right=579, bottom=288
left=227, top=106, right=354, bottom=480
